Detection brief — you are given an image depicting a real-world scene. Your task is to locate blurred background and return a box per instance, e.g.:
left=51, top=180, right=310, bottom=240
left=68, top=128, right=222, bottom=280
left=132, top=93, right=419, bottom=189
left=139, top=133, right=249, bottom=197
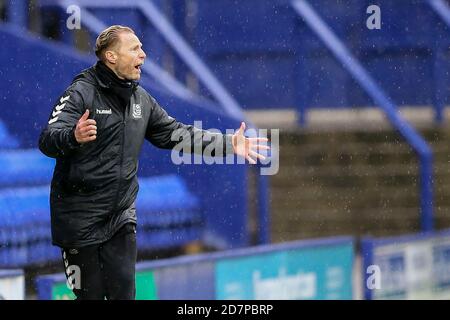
left=0, top=0, right=449, bottom=300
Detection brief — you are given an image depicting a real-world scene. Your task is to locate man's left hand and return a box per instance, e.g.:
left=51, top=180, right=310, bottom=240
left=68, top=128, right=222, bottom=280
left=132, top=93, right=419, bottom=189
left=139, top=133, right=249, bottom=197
left=232, top=122, right=270, bottom=164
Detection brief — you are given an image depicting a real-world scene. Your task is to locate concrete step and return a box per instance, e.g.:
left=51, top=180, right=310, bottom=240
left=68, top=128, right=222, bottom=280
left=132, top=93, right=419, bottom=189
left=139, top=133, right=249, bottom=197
left=267, top=126, right=450, bottom=240
left=271, top=192, right=419, bottom=210
left=280, top=128, right=450, bottom=149
left=272, top=163, right=449, bottom=184
left=271, top=166, right=422, bottom=190
left=271, top=177, right=450, bottom=203
left=281, top=142, right=449, bottom=158
left=280, top=151, right=449, bottom=170
left=271, top=210, right=450, bottom=239
left=269, top=208, right=450, bottom=239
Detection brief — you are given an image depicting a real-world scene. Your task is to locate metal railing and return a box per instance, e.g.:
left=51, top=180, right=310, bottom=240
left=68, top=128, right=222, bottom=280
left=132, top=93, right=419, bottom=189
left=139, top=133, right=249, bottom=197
left=291, top=0, right=434, bottom=231
left=428, top=0, right=450, bottom=29
left=427, top=0, right=450, bottom=123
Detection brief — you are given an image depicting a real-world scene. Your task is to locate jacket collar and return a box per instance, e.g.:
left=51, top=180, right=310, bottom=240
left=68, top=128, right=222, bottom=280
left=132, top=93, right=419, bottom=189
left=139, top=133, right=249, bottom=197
left=72, top=62, right=139, bottom=92
left=94, top=61, right=138, bottom=91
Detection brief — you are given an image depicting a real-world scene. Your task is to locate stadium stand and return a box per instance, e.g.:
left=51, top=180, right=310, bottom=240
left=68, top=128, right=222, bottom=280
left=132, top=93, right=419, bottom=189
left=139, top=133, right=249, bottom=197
left=0, top=170, right=203, bottom=267
left=1, top=0, right=450, bottom=300
left=0, top=1, right=253, bottom=272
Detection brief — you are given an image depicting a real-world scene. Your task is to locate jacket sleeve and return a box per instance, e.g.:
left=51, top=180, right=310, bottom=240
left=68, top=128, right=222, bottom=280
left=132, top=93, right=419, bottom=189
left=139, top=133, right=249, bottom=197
left=145, top=96, right=234, bottom=156
left=38, top=84, right=85, bottom=158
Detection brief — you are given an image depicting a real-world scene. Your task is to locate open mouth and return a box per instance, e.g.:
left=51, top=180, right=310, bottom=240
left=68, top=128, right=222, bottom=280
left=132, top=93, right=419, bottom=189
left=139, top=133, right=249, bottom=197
left=135, top=62, right=144, bottom=72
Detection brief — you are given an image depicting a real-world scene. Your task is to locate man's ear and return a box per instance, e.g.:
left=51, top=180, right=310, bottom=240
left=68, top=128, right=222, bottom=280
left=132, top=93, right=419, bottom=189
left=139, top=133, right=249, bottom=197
left=105, top=50, right=117, bottom=64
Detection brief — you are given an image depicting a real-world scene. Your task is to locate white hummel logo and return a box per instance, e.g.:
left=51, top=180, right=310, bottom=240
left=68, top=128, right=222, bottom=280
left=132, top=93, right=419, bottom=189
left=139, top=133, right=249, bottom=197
left=96, top=109, right=112, bottom=115
left=60, top=95, right=70, bottom=103
left=48, top=117, right=58, bottom=124
left=52, top=110, right=62, bottom=117
left=55, top=103, right=66, bottom=111
left=48, top=95, right=70, bottom=124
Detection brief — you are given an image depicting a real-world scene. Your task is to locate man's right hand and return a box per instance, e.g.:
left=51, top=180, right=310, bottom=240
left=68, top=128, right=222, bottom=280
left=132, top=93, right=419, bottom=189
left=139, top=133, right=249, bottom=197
left=75, top=109, right=97, bottom=143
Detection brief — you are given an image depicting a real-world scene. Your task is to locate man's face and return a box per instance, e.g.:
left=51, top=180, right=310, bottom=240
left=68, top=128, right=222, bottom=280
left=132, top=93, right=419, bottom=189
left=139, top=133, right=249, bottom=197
left=109, top=32, right=146, bottom=81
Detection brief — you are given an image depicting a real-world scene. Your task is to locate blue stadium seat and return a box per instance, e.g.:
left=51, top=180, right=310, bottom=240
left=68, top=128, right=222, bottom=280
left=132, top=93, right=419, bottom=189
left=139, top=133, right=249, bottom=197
left=136, top=175, right=202, bottom=249
left=0, top=120, right=20, bottom=149
left=137, top=175, right=200, bottom=225
left=0, top=174, right=202, bottom=267
left=0, top=149, right=54, bottom=188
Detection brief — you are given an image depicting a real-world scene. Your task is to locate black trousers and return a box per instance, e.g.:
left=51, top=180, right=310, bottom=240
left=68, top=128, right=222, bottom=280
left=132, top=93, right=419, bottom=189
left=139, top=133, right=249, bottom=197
left=61, top=223, right=137, bottom=300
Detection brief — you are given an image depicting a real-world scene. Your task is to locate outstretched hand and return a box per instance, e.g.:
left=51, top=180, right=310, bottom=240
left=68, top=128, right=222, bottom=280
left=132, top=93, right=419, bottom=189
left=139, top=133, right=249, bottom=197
left=231, top=122, right=270, bottom=164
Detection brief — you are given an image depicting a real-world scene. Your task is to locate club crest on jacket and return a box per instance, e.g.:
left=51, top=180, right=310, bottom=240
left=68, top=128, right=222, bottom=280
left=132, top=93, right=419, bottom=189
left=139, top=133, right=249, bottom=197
left=132, top=104, right=142, bottom=119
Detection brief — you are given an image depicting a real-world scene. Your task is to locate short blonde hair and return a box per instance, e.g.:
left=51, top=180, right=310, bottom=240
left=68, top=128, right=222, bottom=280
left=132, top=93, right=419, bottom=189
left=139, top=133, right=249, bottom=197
left=95, top=25, right=135, bottom=61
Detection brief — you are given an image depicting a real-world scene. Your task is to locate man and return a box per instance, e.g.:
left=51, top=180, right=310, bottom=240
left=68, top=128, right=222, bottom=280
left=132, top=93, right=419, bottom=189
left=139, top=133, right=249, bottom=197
left=38, top=25, right=268, bottom=300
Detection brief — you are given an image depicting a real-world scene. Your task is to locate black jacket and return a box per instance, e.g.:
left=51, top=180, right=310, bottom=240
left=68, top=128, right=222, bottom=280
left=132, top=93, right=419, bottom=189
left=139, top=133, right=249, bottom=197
left=39, top=62, right=233, bottom=248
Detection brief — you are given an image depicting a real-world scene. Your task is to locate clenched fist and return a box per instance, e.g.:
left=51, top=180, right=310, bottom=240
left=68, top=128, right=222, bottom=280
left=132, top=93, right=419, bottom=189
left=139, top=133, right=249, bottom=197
left=75, top=109, right=97, bottom=143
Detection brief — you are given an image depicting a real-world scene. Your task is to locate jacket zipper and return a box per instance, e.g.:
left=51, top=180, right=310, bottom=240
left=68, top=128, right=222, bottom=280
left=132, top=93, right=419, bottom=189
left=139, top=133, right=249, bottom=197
left=111, top=103, right=128, bottom=216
